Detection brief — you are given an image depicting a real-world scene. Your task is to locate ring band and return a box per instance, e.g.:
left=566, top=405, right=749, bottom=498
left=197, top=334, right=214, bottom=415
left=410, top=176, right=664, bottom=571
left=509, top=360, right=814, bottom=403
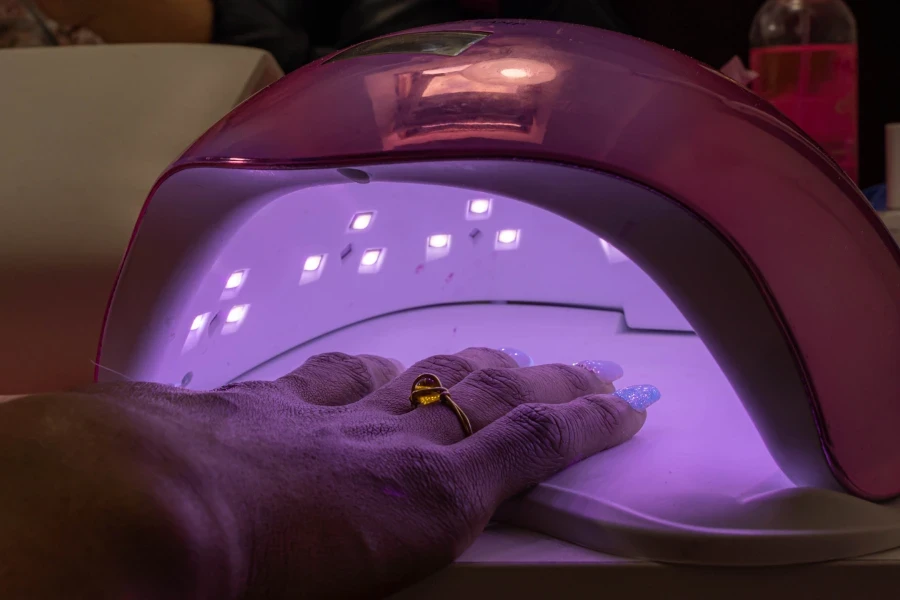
left=409, top=373, right=473, bottom=437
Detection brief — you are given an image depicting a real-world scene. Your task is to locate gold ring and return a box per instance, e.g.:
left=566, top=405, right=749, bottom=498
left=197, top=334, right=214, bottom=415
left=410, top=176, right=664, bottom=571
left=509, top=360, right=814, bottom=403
left=409, top=373, right=473, bottom=438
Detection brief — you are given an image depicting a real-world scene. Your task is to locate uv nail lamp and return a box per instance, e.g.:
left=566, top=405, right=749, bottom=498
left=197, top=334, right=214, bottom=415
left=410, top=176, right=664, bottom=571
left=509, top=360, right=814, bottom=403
left=98, top=21, right=900, bottom=566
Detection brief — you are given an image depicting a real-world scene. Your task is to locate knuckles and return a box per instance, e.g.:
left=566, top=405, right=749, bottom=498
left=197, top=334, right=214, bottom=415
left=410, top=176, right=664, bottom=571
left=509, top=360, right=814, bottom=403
left=553, top=363, right=598, bottom=394
left=304, top=352, right=374, bottom=394
left=339, top=418, right=401, bottom=441
left=457, top=347, right=520, bottom=369
left=462, top=368, right=535, bottom=408
left=306, top=352, right=370, bottom=378
left=411, top=354, right=477, bottom=383
left=581, top=394, right=624, bottom=439
left=505, top=404, right=569, bottom=466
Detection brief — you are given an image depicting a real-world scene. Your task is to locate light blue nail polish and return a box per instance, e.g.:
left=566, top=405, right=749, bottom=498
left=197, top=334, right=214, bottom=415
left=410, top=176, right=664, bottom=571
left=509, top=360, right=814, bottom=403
left=498, top=347, right=534, bottom=367
left=574, top=360, right=625, bottom=382
left=615, top=385, right=661, bottom=411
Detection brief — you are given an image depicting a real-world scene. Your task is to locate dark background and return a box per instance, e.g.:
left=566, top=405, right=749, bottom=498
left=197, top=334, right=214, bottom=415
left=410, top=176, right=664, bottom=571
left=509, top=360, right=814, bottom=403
left=614, top=0, right=894, bottom=188
left=215, top=0, right=898, bottom=188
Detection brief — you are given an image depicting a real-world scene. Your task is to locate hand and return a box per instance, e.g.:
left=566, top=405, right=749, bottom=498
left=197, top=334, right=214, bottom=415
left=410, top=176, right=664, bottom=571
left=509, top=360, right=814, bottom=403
left=0, top=348, right=649, bottom=599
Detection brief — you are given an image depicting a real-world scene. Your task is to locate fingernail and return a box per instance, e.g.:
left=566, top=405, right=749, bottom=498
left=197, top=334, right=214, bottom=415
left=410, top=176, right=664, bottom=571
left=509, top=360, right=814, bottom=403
left=574, top=360, right=624, bottom=382
left=498, top=347, right=534, bottom=367
left=615, top=385, right=661, bottom=411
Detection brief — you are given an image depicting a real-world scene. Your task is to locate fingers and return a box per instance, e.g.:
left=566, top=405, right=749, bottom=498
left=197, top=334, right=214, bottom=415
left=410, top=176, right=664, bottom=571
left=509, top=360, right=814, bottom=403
left=273, top=352, right=402, bottom=406
left=360, top=348, right=518, bottom=415
left=454, top=394, right=648, bottom=504
left=403, top=364, right=617, bottom=443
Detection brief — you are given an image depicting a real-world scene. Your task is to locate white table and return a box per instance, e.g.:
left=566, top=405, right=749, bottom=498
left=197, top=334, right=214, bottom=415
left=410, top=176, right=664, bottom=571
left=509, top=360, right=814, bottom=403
left=393, top=524, right=900, bottom=599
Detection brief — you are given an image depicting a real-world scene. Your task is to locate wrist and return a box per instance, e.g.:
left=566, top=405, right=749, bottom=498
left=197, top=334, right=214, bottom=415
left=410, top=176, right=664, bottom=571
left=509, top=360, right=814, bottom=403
left=0, top=393, right=245, bottom=599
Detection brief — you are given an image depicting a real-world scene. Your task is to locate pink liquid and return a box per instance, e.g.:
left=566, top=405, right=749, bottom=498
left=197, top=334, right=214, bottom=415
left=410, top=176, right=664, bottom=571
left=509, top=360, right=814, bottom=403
left=751, top=43, right=858, bottom=182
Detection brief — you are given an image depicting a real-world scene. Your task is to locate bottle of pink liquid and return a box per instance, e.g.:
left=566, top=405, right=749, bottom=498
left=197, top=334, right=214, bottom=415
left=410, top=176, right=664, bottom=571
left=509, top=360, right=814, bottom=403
left=750, top=0, right=858, bottom=182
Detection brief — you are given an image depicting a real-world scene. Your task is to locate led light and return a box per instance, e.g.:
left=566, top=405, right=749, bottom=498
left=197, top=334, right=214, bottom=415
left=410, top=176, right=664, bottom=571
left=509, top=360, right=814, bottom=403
left=426, top=234, right=451, bottom=262
left=304, top=255, right=324, bottom=271
left=501, top=67, right=528, bottom=79
left=182, top=313, right=210, bottom=353
left=225, top=270, right=246, bottom=290
left=361, top=249, right=382, bottom=267
left=497, top=229, right=519, bottom=245
left=226, top=305, right=249, bottom=324
left=358, top=248, right=385, bottom=274
left=300, top=254, right=327, bottom=285
left=350, top=212, right=374, bottom=231
left=494, top=229, right=521, bottom=251
left=469, top=199, right=491, bottom=215
left=428, top=234, right=450, bottom=249
left=190, top=314, right=207, bottom=331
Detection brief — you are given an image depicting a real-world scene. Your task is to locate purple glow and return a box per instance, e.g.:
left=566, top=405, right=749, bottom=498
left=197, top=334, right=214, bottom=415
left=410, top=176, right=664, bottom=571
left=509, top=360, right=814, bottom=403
left=495, top=229, right=520, bottom=250
left=361, top=249, right=381, bottom=266
left=304, top=255, right=324, bottom=271
left=226, top=304, right=249, bottom=324
left=497, top=230, right=517, bottom=244
left=190, top=313, right=207, bottom=331
left=225, top=269, right=246, bottom=290
left=94, top=19, right=900, bottom=562
left=149, top=19, right=900, bottom=500
left=426, top=234, right=451, bottom=262
left=358, top=248, right=385, bottom=273
left=221, top=304, right=251, bottom=336
left=350, top=212, right=374, bottom=231
left=428, top=234, right=450, bottom=249
left=300, top=254, right=327, bottom=285
left=467, top=198, right=492, bottom=219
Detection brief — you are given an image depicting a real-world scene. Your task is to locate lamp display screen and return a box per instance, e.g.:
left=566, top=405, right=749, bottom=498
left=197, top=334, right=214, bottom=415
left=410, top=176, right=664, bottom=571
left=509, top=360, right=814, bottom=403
left=326, top=31, right=490, bottom=63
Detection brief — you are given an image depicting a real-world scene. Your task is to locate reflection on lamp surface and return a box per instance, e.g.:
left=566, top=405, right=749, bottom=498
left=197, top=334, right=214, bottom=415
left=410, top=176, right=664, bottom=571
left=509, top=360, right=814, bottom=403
left=365, top=55, right=563, bottom=149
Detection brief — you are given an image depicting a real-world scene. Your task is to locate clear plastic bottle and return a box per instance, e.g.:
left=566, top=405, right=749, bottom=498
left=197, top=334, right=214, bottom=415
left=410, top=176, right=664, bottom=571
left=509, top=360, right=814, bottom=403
left=750, top=0, right=858, bottom=182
